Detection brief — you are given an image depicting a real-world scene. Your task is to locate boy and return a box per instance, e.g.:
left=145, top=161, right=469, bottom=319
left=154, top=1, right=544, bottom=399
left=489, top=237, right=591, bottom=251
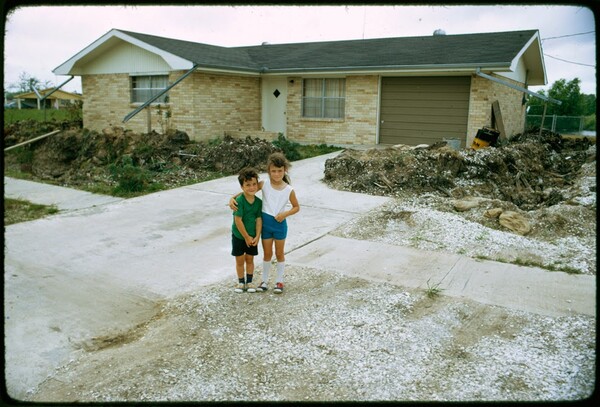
left=231, top=167, right=262, bottom=293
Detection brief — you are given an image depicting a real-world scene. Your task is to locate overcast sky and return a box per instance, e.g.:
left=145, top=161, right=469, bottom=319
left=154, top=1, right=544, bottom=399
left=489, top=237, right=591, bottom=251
left=3, top=4, right=596, bottom=96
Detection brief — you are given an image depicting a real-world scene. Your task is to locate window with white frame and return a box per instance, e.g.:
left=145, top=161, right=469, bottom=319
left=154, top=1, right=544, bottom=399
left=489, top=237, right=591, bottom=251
left=131, top=75, right=169, bottom=104
left=302, top=78, right=346, bottom=119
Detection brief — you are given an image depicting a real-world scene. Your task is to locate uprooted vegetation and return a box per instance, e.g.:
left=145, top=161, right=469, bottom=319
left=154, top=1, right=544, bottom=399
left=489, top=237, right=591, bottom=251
left=3, top=120, right=338, bottom=197
left=324, top=131, right=594, bottom=211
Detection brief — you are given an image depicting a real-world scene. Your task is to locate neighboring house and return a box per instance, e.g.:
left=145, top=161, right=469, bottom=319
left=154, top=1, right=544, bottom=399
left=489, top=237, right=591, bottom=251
left=53, top=28, right=548, bottom=147
left=4, top=100, right=36, bottom=109
left=14, top=88, right=83, bottom=110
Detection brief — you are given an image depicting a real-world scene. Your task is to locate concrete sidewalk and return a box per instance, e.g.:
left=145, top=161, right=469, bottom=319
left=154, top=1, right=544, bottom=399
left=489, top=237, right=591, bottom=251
left=3, top=151, right=596, bottom=399
left=286, top=235, right=596, bottom=318
left=4, top=177, right=123, bottom=211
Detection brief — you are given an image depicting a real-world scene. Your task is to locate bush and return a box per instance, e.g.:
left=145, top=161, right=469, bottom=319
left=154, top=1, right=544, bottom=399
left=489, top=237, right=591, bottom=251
left=108, top=155, right=150, bottom=195
left=271, top=133, right=301, bottom=161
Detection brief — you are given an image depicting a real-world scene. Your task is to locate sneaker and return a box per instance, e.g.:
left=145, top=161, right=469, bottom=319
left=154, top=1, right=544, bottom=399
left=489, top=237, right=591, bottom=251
left=256, top=281, right=268, bottom=292
left=274, top=282, right=284, bottom=294
left=246, top=282, right=257, bottom=293
left=234, top=282, right=245, bottom=293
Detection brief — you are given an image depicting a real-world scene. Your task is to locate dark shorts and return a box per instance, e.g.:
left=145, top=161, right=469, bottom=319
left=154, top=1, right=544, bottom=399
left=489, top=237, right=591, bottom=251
left=262, top=213, right=288, bottom=240
left=231, top=234, right=258, bottom=257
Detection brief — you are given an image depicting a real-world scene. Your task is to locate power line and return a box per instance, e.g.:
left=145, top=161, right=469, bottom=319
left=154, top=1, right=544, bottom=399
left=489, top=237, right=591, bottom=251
left=544, top=53, right=596, bottom=67
left=542, top=31, right=595, bottom=41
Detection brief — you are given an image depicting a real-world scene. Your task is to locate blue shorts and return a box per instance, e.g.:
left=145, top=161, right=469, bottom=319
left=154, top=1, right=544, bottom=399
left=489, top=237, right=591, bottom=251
left=261, top=213, right=288, bottom=240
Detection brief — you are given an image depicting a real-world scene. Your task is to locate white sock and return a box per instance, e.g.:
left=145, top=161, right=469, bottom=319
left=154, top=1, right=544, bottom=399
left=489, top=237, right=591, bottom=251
left=262, top=261, right=271, bottom=283
left=276, top=262, right=285, bottom=283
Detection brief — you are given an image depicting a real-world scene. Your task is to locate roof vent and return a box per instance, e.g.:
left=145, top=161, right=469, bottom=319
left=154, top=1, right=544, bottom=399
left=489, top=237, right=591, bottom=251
left=433, top=29, right=446, bottom=36
left=261, top=42, right=270, bottom=46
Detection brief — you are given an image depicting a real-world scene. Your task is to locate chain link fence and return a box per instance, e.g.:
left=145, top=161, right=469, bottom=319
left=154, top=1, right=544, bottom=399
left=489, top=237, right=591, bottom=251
left=526, top=114, right=595, bottom=136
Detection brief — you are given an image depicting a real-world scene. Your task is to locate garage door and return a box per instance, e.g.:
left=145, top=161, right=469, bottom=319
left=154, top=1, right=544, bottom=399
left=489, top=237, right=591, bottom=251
left=379, top=76, right=471, bottom=146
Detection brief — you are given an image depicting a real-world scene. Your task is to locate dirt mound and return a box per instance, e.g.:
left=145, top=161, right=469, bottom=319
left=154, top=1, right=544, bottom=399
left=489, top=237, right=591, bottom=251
left=4, top=124, right=280, bottom=191
left=324, top=130, right=595, bottom=211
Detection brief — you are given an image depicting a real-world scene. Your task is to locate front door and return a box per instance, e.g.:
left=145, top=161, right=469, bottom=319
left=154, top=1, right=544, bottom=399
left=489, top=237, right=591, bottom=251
left=261, top=77, right=287, bottom=135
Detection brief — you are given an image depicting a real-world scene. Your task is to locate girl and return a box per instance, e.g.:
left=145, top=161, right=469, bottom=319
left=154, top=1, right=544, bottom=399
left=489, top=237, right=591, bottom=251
left=230, top=152, right=299, bottom=293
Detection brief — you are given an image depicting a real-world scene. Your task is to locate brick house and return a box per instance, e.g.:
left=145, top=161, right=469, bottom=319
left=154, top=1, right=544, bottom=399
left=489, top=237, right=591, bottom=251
left=53, top=28, right=548, bottom=147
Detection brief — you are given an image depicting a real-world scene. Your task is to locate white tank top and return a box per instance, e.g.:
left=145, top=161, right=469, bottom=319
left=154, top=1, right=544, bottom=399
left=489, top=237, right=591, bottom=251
left=261, top=178, right=293, bottom=217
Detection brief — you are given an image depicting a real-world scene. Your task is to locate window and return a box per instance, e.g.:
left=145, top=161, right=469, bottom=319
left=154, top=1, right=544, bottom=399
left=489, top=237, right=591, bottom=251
left=302, top=78, right=345, bottom=119
left=131, top=75, right=169, bottom=104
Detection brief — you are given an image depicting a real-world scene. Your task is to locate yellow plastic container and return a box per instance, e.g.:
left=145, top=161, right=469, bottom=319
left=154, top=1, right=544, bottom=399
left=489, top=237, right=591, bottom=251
left=471, top=127, right=500, bottom=149
left=471, top=137, right=491, bottom=149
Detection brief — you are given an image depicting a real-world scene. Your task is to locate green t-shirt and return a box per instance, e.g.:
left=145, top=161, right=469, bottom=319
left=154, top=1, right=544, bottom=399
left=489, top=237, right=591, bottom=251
left=232, top=194, right=262, bottom=240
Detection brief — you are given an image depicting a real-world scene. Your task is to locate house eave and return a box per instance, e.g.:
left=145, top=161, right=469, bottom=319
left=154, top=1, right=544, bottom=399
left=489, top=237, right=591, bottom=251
left=509, top=30, right=547, bottom=86
left=53, top=29, right=194, bottom=75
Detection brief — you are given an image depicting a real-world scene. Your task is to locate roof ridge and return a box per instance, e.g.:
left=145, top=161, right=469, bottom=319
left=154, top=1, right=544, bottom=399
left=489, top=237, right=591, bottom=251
left=233, top=29, right=539, bottom=49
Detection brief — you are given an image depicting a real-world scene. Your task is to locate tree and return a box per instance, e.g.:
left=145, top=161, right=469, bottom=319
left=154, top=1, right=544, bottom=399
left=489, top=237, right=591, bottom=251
left=528, top=78, right=594, bottom=117
left=581, top=93, right=597, bottom=116
left=12, top=72, right=53, bottom=93
left=547, top=78, right=584, bottom=116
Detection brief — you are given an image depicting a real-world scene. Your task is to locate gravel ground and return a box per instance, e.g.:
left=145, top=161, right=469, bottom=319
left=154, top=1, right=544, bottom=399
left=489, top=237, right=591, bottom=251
left=28, top=264, right=595, bottom=402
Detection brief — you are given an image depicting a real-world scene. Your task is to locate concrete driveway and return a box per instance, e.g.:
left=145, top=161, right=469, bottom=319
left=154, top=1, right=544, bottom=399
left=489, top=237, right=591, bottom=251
left=3, top=152, right=596, bottom=399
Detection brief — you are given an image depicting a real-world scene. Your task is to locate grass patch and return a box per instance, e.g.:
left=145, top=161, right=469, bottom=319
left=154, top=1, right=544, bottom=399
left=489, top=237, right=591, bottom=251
left=475, top=254, right=581, bottom=274
left=425, top=278, right=444, bottom=299
left=4, top=109, right=74, bottom=124
left=296, top=143, right=342, bottom=160
left=4, top=198, right=59, bottom=225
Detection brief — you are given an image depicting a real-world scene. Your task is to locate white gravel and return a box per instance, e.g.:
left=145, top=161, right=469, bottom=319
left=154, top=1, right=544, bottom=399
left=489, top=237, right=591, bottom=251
left=29, top=266, right=595, bottom=402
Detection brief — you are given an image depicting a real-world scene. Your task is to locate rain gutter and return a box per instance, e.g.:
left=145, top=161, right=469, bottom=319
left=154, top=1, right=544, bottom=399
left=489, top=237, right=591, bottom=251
left=261, top=62, right=508, bottom=74
left=123, top=64, right=199, bottom=123
left=475, top=68, right=561, bottom=105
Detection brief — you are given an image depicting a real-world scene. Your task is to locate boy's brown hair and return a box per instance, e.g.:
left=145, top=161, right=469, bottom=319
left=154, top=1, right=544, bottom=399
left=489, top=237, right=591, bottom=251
left=238, top=167, right=259, bottom=186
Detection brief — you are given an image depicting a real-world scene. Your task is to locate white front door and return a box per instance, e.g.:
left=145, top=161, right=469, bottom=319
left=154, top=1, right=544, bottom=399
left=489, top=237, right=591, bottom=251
left=261, top=77, right=287, bottom=135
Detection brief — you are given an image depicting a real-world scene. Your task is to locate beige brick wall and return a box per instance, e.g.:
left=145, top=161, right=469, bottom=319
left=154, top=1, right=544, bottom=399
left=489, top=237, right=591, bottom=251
left=168, top=72, right=261, bottom=141
left=285, top=75, right=379, bottom=145
left=467, top=74, right=527, bottom=145
left=82, top=71, right=527, bottom=147
left=82, top=71, right=262, bottom=141
left=82, top=74, right=134, bottom=130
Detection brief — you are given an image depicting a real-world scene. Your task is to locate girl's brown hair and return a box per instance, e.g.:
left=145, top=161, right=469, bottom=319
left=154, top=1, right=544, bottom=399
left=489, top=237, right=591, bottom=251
left=267, top=152, right=291, bottom=184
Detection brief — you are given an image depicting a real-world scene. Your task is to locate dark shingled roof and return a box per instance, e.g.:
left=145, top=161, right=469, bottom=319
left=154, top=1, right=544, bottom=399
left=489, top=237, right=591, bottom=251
left=118, top=29, right=538, bottom=73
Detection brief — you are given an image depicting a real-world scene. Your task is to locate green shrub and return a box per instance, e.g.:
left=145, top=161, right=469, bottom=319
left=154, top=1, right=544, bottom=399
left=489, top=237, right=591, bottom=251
left=271, top=133, right=301, bottom=161
left=108, top=155, right=150, bottom=195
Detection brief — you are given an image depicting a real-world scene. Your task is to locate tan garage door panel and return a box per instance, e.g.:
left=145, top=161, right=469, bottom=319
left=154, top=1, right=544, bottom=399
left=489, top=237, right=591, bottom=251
left=380, top=77, right=471, bottom=146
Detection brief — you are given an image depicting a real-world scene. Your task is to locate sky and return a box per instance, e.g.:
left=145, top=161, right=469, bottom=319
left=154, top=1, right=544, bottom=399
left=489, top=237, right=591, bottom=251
left=3, top=4, right=597, bottom=96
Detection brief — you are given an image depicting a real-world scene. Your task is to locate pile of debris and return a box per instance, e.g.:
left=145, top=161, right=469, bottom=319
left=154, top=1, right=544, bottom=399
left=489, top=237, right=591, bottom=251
left=4, top=122, right=279, bottom=190
left=324, top=130, right=595, bottom=211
